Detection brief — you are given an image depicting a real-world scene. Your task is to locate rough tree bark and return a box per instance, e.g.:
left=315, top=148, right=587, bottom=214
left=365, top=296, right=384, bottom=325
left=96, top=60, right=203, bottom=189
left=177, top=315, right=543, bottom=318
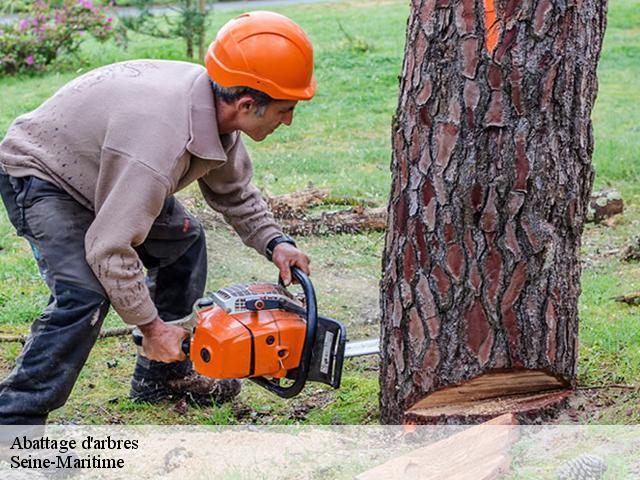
left=380, top=0, right=608, bottom=424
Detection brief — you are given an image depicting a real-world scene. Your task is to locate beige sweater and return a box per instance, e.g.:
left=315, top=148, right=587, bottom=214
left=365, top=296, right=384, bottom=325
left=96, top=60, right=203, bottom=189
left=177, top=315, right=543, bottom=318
left=0, top=60, right=282, bottom=325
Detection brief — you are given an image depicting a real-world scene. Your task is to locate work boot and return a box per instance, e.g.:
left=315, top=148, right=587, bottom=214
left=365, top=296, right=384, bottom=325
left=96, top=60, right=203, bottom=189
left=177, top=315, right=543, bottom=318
left=129, top=356, right=241, bottom=405
left=165, top=373, right=242, bottom=406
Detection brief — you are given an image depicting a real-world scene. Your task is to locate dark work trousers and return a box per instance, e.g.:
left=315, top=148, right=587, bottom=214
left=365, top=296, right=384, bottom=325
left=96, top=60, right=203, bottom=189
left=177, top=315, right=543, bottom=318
left=0, top=172, right=207, bottom=425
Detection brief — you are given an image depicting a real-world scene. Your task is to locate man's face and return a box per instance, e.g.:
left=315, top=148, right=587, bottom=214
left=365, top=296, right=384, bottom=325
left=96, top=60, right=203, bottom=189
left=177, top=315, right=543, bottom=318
left=239, top=99, right=298, bottom=142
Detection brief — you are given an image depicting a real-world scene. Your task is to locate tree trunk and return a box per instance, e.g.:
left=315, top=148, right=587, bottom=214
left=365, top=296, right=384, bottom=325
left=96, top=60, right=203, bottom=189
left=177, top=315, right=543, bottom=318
left=186, top=0, right=194, bottom=58
left=198, top=0, right=207, bottom=61
left=380, top=0, right=608, bottom=424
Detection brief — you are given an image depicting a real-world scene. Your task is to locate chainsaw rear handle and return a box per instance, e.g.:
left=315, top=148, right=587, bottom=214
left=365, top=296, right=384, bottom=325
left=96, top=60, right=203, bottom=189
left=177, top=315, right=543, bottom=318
left=251, top=266, right=318, bottom=398
left=132, top=329, right=191, bottom=357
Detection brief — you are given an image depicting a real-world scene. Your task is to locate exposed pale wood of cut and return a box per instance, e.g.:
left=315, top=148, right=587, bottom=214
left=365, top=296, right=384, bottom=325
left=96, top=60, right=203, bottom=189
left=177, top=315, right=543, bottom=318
left=356, top=414, right=519, bottom=480
left=404, top=370, right=571, bottom=423
left=407, top=389, right=571, bottom=420
left=409, top=370, right=567, bottom=410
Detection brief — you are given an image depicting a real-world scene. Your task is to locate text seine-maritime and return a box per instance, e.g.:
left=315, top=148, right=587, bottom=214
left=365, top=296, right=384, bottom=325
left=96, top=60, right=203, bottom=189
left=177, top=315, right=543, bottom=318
left=9, top=435, right=139, bottom=470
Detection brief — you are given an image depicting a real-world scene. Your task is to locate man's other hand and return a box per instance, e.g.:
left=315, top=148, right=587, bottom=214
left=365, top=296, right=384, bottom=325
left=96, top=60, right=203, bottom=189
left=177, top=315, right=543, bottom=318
left=272, top=243, right=311, bottom=285
left=138, top=317, right=189, bottom=363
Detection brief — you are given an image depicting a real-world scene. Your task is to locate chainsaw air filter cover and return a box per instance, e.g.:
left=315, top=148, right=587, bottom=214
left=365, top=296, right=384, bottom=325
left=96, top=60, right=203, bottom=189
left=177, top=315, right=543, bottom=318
left=190, top=283, right=308, bottom=379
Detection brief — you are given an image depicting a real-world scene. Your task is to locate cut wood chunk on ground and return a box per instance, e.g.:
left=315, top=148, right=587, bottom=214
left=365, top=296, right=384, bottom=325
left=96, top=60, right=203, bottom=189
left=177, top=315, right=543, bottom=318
left=356, top=413, right=519, bottom=480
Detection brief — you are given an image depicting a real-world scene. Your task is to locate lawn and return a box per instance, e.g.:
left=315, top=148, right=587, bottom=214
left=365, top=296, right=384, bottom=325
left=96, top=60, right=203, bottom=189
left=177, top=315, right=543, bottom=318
left=0, top=0, right=638, bottom=425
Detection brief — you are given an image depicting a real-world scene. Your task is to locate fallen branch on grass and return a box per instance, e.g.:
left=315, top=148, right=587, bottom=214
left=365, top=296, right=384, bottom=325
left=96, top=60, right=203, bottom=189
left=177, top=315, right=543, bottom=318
left=0, top=335, right=24, bottom=343
left=0, top=326, right=135, bottom=344
left=577, top=384, right=638, bottom=391
left=272, top=188, right=622, bottom=236
left=621, top=236, right=640, bottom=261
left=265, top=187, right=378, bottom=216
left=280, top=207, right=387, bottom=235
left=185, top=187, right=624, bottom=237
left=265, top=187, right=329, bottom=218
left=100, top=326, right=135, bottom=338
left=612, top=292, right=640, bottom=306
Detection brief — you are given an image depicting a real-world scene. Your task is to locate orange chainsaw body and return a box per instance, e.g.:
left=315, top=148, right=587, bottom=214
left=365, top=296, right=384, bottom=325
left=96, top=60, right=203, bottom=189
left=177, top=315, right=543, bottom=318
left=132, top=273, right=346, bottom=398
left=190, top=301, right=306, bottom=379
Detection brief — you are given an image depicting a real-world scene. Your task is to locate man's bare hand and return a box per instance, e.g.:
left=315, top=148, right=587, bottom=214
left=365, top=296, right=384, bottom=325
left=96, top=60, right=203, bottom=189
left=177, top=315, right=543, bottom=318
left=272, top=243, right=310, bottom=285
left=138, top=316, right=189, bottom=363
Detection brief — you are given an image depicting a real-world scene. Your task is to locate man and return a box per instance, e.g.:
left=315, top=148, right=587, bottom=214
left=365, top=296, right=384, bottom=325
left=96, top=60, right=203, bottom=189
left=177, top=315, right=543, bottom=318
left=0, top=11, right=315, bottom=425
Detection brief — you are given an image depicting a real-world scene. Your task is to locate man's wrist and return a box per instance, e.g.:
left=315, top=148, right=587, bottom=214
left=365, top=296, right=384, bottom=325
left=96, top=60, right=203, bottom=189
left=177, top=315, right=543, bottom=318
left=138, top=316, right=162, bottom=335
left=265, top=235, right=296, bottom=261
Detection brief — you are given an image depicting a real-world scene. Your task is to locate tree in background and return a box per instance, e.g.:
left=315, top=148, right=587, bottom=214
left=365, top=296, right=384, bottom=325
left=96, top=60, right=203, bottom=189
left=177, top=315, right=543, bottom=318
left=380, top=0, right=608, bottom=424
left=118, top=0, right=209, bottom=59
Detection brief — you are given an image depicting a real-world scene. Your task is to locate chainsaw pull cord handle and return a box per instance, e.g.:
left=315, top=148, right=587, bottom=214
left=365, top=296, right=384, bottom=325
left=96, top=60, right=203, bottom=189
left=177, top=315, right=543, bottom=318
left=251, top=266, right=318, bottom=399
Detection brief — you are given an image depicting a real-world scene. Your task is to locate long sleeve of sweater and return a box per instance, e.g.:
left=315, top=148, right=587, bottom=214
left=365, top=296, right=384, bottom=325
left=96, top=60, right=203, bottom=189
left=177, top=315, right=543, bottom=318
left=84, top=147, right=171, bottom=326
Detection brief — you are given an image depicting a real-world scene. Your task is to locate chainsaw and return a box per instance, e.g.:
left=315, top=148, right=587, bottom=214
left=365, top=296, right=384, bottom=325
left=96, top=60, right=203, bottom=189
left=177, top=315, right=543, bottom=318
left=133, top=267, right=379, bottom=398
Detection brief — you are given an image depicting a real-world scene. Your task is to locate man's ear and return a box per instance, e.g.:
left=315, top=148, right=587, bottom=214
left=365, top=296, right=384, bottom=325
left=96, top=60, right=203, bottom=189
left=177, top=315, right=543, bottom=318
left=235, top=95, right=256, bottom=114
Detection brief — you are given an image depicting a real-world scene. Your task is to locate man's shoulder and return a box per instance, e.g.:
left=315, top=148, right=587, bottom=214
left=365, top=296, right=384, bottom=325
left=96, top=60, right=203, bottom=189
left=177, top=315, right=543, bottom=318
left=93, top=58, right=205, bottom=73
left=65, top=60, right=206, bottom=97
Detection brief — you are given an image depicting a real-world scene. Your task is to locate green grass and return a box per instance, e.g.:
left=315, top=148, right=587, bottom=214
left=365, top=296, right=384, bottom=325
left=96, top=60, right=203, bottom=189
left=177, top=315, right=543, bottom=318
left=1, top=0, right=640, bottom=426
left=507, top=426, right=640, bottom=479
left=591, top=0, right=640, bottom=184
left=577, top=182, right=640, bottom=403
left=0, top=207, right=50, bottom=327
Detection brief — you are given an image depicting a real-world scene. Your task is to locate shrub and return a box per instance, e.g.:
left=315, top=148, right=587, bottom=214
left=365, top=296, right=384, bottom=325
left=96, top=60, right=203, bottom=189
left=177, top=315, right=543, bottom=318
left=0, top=0, right=115, bottom=75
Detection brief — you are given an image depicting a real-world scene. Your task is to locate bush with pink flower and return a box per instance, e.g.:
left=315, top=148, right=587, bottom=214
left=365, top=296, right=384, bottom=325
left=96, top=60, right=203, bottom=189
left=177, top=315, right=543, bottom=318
left=0, top=0, right=115, bottom=75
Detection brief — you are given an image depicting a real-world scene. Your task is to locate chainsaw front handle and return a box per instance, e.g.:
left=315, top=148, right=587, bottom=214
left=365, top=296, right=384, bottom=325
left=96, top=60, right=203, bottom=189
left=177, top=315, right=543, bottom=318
left=251, top=266, right=318, bottom=398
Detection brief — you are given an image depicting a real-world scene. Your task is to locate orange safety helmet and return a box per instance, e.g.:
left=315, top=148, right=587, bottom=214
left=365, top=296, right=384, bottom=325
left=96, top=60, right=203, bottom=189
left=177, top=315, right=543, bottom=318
left=205, top=11, right=316, bottom=101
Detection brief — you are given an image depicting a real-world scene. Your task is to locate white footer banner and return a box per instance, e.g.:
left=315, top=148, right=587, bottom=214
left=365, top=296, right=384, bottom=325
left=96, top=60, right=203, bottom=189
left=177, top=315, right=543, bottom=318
left=1, top=424, right=639, bottom=479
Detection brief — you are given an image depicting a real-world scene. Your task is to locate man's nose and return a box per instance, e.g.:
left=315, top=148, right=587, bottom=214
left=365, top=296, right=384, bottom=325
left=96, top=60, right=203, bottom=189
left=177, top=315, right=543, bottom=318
left=281, top=111, right=294, bottom=126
